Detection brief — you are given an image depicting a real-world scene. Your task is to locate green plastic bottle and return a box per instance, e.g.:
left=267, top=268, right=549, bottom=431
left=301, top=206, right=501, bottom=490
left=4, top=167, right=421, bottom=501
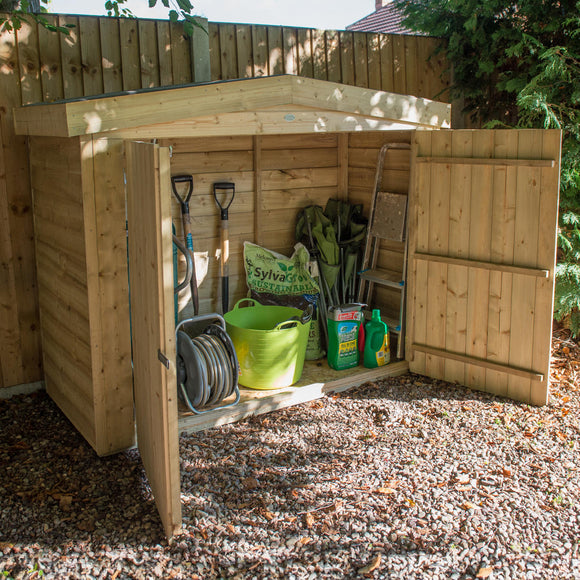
left=363, top=309, right=390, bottom=368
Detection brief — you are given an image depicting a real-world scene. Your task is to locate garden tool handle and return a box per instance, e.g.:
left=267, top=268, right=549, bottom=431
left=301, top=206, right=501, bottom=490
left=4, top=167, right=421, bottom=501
left=220, top=220, right=229, bottom=313
left=214, top=182, right=235, bottom=313
left=172, top=174, right=199, bottom=315
left=213, top=182, right=235, bottom=220
left=171, top=175, right=194, bottom=213
left=172, top=235, right=193, bottom=294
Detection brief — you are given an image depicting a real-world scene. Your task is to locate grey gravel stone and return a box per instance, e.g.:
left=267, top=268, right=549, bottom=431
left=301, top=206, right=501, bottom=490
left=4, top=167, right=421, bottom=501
left=1, top=353, right=580, bottom=579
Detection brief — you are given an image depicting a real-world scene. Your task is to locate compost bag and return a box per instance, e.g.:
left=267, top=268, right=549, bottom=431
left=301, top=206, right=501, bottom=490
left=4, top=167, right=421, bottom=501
left=243, top=242, right=325, bottom=359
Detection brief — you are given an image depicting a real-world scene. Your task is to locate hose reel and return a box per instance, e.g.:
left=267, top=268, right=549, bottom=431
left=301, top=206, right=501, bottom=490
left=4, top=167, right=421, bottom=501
left=176, top=314, right=240, bottom=414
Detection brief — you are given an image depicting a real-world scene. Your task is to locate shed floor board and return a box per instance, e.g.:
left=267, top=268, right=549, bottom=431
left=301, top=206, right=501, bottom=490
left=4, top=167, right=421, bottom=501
left=177, top=359, right=409, bottom=434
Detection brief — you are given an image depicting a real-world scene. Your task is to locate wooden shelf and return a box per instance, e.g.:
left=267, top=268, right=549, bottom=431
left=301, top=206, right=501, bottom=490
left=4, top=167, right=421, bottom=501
left=178, top=358, right=409, bottom=434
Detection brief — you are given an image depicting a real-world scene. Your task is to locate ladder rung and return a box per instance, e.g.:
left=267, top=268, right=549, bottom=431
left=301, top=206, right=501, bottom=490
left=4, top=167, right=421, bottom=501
left=384, top=316, right=401, bottom=334
left=359, top=268, right=404, bottom=289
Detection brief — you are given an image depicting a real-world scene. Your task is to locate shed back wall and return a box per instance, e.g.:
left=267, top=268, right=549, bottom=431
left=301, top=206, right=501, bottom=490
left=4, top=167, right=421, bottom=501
left=166, top=132, right=412, bottom=320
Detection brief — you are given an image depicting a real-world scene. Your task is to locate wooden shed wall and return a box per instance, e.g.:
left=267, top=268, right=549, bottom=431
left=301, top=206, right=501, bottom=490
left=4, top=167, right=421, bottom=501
left=0, top=13, right=450, bottom=389
left=164, top=131, right=414, bottom=321
left=29, top=137, right=96, bottom=444
left=29, top=136, right=134, bottom=455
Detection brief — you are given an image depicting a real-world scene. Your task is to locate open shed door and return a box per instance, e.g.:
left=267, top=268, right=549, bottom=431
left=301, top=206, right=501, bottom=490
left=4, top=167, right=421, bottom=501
left=126, top=141, right=181, bottom=537
left=406, top=129, right=561, bottom=405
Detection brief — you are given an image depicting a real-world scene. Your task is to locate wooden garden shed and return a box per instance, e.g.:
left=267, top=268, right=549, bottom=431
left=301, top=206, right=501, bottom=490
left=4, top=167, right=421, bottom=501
left=14, top=74, right=561, bottom=538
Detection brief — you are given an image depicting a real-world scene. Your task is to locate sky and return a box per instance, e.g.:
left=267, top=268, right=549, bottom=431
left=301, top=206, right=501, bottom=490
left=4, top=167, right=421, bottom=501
left=45, top=0, right=374, bottom=31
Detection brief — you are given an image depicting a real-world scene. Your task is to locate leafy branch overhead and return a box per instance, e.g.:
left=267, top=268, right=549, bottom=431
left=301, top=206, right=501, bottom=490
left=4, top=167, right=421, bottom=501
left=1, top=0, right=206, bottom=36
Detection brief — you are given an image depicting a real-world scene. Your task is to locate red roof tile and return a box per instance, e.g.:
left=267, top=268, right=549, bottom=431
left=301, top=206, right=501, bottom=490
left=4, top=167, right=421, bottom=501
left=346, top=3, right=417, bottom=35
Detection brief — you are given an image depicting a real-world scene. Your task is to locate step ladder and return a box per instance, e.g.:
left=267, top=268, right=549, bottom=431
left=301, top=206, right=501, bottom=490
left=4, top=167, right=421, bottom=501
left=357, top=142, right=411, bottom=360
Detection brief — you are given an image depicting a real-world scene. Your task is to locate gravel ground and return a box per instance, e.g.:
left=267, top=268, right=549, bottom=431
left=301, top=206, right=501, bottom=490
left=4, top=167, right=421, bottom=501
left=1, top=329, right=579, bottom=580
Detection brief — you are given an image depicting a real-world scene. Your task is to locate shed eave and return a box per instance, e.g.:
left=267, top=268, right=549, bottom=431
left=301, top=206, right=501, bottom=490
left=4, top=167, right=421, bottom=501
left=13, top=75, right=450, bottom=138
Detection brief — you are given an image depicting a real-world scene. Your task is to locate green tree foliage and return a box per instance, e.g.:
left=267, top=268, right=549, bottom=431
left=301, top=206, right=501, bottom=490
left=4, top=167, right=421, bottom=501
left=396, top=0, right=580, bottom=336
left=0, top=0, right=74, bottom=33
left=0, top=0, right=204, bottom=35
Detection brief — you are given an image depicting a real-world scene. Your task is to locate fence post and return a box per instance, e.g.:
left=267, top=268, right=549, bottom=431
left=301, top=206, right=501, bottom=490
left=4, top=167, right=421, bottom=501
left=190, top=17, right=211, bottom=83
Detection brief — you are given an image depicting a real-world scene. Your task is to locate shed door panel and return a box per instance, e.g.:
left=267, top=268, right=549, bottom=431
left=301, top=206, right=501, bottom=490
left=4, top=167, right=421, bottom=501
left=126, top=141, right=181, bottom=538
left=406, top=129, right=561, bottom=405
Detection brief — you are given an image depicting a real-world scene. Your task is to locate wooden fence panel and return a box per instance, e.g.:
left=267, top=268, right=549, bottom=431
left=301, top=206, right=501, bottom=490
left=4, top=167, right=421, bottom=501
left=79, top=17, right=103, bottom=96
left=17, top=20, right=42, bottom=105
left=100, top=18, right=123, bottom=93
left=0, top=14, right=450, bottom=389
left=58, top=15, right=83, bottom=98
left=252, top=25, right=268, bottom=77
left=236, top=24, right=253, bottom=79
left=38, top=16, right=64, bottom=101
left=139, top=20, right=161, bottom=88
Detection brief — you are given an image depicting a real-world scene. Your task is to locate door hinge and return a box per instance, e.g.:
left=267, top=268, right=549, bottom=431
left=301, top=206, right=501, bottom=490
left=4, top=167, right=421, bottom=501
left=158, top=349, right=171, bottom=369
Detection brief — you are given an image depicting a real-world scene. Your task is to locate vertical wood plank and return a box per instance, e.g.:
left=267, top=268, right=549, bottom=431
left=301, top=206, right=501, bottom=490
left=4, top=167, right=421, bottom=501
left=126, top=141, right=181, bottom=539
left=17, top=20, right=42, bottom=105
left=339, top=31, right=355, bottom=85
left=156, top=21, right=173, bottom=86
left=404, top=35, right=419, bottom=98
left=170, top=21, right=192, bottom=84
left=139, top=19, right=161, bottom=88
left=100, top=18, right=123, bottom=93
left=78, top=135, right=106, bottom=452
left=283, top=27, right=298, bottom=75
left=367, top=33, right=381, bottom=91
left=485, top=130, right=518, bottom=395
left=38, top=15, right=64, bottom=102
left=190, top=17, right=210, bottom=83
left=298, top=28, right=313, bottom=78
left=425, top=130, right=451, bottom=380
left=254, top=136, right=263, bottom=246
left=268, top=26, right=284, bottom=76
left=92, top=138, right=134, bottom=452
left=338, top=133, right=349, bottom=201
left=353, top=32, right=368, bottom=88
left=465, top=131, right=494, bottom=389
left=252, top=25, right=268, bottom=77
left=392, top=35, right=406, bottom=94
left=119, top=18, right=140, bottom=91
left=325, top=30, right=341, bottom=82
left=508, top=130, right=543, bottom=402
left=312, top=29, right=327, bottom=80
left=428, top=37, right=450, bottom=102
left=379, top=34, right=395, bottom=93
left=208, top=21, right=221, bottom=81
left=531, top=129, right=561, bottom=405
left=236, top=24, right=253, bottom=78
left=444, top=130, right=472, bottom=385
left=408, top=131, right=432, bottom=375
left=0, top=26, right=26, bottom=387
left=219, top=23, right=238, bottom=80
left=78, top=17, right=103, bottom=96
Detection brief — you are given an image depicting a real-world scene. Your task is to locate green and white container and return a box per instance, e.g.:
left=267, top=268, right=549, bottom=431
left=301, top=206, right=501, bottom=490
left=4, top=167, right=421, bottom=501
left=327, top=304, right=364, bottom=370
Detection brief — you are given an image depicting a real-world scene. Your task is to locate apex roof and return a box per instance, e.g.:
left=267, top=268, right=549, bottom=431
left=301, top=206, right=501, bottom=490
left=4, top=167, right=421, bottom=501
left=14, top=75, right=450, bottom=138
